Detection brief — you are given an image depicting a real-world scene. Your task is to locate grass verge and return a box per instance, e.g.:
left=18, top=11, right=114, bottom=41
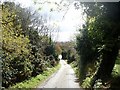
left=70, top=61, right=79, bottom=78
left=10, top=64, right=61, bottom=88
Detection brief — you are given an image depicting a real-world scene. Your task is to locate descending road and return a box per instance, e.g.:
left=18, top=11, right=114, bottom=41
left=37, top=60, right=80, bottom=88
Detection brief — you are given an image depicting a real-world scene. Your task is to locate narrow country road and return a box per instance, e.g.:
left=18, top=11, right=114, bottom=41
left=37, top=60, right=80, bottom=88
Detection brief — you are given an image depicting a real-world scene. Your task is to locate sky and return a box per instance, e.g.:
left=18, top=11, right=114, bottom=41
left=4, top=0, right=85, bottom=42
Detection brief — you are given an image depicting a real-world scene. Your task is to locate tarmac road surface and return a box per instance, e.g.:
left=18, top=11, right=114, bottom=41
left=37, top=60, right=80, bottom=88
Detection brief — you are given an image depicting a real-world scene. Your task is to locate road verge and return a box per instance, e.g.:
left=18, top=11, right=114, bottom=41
left=9, top=64, right=61, bottom=89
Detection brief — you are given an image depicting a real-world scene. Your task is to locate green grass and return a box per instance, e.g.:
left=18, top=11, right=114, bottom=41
left=70, top=61, right=79, bottom=78
left=10, top=64, right=61, bottom=89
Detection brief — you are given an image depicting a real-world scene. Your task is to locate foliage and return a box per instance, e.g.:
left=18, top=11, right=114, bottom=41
left=76, top=2, right=120, bottom=88
left=55, top=43, right=62, bottom=55
left=116, top=55, right=120, bottom=64
left=10, top=64, right=60, bottom=88
left=70, top=61, right=79, bottom=78
left=76, top=27, right=97, bottom=83
left=2, top=1, right=59, bottom=88
left=61, top=50, right=67, bottom=60
left=2, top=2, right=33, bottom=87
left=93, top=79, right=103, bottom=88
left=81, top=77, right=92, bottom=88
left=112, top=64, right=120, bottom=77
left=60, top=41, right=77, bottom=63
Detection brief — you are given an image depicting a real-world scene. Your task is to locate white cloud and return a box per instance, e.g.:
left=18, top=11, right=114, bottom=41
left=52, top=31, right=74, bottom=42
left=15, top=0, right=34, bottom=7
left=3, top=0, right=85, bottom=42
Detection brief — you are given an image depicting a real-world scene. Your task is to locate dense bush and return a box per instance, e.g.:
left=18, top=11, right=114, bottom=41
left=2, top=2, right=33, bottom=87
left=2, top=1, right=59, bottom=88
left=60, top=41, right=77, bottom=63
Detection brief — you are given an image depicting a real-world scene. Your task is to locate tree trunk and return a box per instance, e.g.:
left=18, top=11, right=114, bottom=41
left=90, top=43, right=119, bottom=88
left=96, top=44, right=119, bottom=82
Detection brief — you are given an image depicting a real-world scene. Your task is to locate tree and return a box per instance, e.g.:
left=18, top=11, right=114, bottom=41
left=55, top=43, right=62, bottom=55
left=2, top=1, right=60, bottom=88
left=2, top=2, right=33, bottom=87
left=76, top=2, right=120, bottom=87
